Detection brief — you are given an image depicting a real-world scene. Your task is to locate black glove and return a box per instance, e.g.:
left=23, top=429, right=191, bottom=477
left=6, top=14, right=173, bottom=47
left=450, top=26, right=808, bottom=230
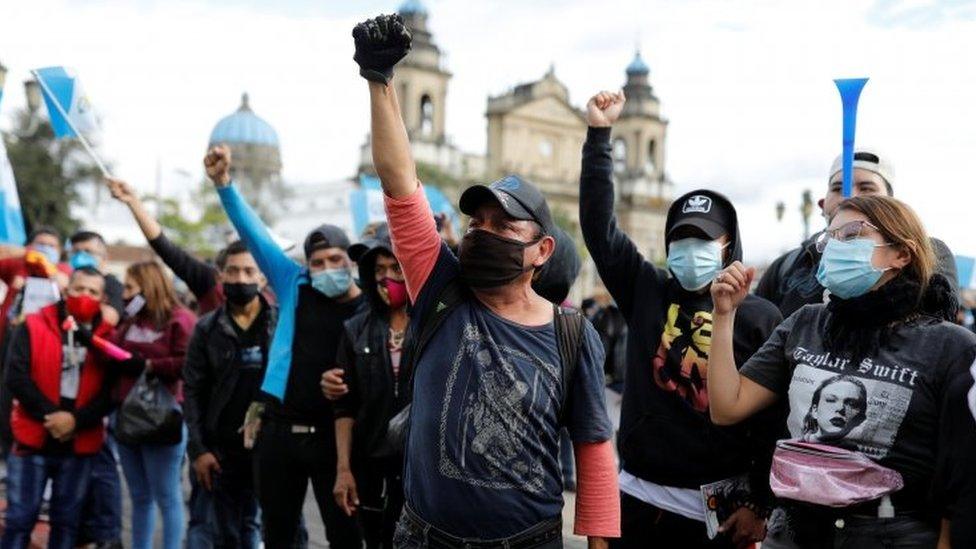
left=352, top=14, right=412, bottom=84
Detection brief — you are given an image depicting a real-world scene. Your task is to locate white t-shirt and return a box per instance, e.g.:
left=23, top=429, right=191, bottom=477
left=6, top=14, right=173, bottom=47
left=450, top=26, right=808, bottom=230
left=619, top=469, right=706, bottom=522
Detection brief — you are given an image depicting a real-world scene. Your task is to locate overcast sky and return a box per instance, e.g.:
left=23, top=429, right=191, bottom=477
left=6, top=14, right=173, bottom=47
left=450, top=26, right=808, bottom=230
left=2, top=0, right=976, bottom=263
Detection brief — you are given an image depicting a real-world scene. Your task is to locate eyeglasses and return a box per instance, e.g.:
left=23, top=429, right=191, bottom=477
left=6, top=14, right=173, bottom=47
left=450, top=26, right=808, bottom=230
left=815, top=220, right=890, bottom=253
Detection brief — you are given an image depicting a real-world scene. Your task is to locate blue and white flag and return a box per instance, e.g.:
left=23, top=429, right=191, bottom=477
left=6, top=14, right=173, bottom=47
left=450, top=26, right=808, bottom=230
left=33, top=66, right=98, bottom=139
left=350, top=174, right=460, bottom=238
left=0, top=138, right=27, bottom=245
left=956, top=255, right=976, bottom=290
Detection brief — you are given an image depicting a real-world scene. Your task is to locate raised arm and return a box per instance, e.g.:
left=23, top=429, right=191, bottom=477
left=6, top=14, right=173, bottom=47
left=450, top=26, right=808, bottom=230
left=108, top=178, right=218, bottom=302
left=205, top=145, right=299, bottom=293
left=355, top=15, right=443, bottom=300
left=579, top=91, right=662, bottom=318
left=708, top=262, right=779, bottom=425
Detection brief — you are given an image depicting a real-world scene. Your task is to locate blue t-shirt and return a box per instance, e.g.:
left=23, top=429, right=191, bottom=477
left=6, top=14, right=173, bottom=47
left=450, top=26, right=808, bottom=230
left=404, top=244, right=613, bottom=538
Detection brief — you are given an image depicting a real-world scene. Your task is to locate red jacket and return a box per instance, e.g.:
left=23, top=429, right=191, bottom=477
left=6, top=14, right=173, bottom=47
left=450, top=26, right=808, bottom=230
left=10, top=304, right=112, bottom=455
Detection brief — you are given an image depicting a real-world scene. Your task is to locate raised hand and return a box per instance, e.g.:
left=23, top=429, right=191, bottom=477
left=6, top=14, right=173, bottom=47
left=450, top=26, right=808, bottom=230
left=711, top=261, right=755, bottom=316
left=106, top=177, right=138, bottom=205
left=586, top=90, right=626, bottom=128
left=204, top=144, right=232, bottom=186
left=352, top=14, right=412, bottom=84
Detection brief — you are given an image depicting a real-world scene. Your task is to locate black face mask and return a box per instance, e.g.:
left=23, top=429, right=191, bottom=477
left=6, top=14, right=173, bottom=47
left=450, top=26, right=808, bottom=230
left=223, top=282, right=261, bottom=306
left=458, top=229, right=538, bottom=289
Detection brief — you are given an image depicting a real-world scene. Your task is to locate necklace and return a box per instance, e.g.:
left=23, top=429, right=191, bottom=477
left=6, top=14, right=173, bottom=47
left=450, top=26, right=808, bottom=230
left=389, top=327, right=405, bottom=349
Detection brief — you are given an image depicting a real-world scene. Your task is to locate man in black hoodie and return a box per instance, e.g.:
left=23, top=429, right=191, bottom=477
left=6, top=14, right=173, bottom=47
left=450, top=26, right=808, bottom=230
left=322, top=222, right=410, bottom=549
left=580, top=90, right=783, bottom=548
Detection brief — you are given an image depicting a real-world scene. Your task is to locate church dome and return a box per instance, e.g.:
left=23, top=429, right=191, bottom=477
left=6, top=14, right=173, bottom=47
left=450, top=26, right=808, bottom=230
left=626, top=50, right=649, bottom=75
left=209, top=93, right=279, bottom=147
left=398, top=0, right=428, bottom=15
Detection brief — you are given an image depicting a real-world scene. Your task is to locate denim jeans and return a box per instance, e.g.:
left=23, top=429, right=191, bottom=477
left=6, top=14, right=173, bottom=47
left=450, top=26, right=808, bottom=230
left=117, top=426, right=187, bottom=549
left=186, top=471, right=217, bottom=549
left=1, top=451, right=93, bottom=549
left=392, top=506, right=562, bottom=549
left=77, top=433, right=122, bottom=544
left=763, top=506, right=939, bottom=549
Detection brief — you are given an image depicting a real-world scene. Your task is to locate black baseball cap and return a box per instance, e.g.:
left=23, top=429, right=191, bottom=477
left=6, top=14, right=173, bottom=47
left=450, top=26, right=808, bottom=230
left=347, top=222, right=393, bottom=263
left=459, top=175, right=555, bottom=235
left=303, top=224, right=351, bottom=258
left=666, top=191, right=733, bottom=243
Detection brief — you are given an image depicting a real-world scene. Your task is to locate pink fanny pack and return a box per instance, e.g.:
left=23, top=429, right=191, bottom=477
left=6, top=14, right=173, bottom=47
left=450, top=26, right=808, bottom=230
left=770, top=440, right=903, bottom=510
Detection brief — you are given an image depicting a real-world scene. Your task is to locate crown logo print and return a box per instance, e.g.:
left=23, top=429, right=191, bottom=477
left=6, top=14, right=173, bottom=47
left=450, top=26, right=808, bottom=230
left=682, top=195, right=712, bottom=214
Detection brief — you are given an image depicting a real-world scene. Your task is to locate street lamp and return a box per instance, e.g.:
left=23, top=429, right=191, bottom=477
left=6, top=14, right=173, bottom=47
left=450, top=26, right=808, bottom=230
left=24, top=79, right=41, bottom=113
left=775, top=201, right=785, bottom=223
left=800, top=189, right=814, bottom=241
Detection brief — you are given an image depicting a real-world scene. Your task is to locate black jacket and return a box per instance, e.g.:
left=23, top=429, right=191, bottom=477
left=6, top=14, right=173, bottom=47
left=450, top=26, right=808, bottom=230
left=579, top=126, right=784, bottom=494
left=335, top=226, right=412, bottom=460
left=183, top=298, right=277, bottom=460
left=333, top=310, right=411, bottom=460
left=757, top=231, right=960, bottom=319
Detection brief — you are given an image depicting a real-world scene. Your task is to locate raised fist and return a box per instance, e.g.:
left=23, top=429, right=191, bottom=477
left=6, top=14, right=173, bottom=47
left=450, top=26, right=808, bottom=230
left=710, top=261, right=755, bottom=316
left=204, top=144, right=232, bottom=187
left=586, top=90, right=626, bottom=128
left=352, top=14, right=412, bottom=84
left=106, top=177, right=137, bottom=205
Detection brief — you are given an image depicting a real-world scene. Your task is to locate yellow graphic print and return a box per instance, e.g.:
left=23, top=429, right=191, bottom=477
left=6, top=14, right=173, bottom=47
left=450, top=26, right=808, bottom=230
left=652, top=303, right=713, bottom=412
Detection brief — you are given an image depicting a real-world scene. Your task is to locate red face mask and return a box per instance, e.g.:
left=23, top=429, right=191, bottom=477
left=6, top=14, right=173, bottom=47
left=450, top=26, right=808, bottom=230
left=381, top=278, right=408, bottom=309
left=66, top=295, right=101, bottom=323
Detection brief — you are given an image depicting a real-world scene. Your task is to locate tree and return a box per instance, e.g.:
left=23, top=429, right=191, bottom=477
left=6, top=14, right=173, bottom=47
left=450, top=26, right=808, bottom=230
left=2, top=109, right=103, bottom=238
left=145, top=181, right=229, bottom=257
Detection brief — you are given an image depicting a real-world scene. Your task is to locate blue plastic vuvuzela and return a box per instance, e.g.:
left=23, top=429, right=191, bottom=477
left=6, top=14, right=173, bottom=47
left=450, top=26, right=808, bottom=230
left=834, top=78, right=869, bottom=198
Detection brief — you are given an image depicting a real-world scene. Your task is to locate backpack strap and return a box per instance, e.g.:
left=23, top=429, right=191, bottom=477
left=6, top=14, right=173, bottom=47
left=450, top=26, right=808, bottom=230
left=400, top=278, right=464, bottom=397
left=554, top=304, right=585, bottom=425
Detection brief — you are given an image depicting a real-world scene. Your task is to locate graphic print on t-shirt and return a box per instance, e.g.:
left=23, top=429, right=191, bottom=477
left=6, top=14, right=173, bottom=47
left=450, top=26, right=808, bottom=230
left=786, top=347, right=916, bottom=459
left=239, top=345, right=263, bottom=369
left=652, top=303, right=713, bottom=412
left=61, top=344, right=88, bottom=399
left=438, top=323, right=560, bottom=495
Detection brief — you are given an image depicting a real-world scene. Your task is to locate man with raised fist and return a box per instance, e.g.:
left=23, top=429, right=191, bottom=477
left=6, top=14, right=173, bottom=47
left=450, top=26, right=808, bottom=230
left=205, top=144, right=364, bottom=548
left=351, top=13, right=619, bottom=548
left=579, top=90, right=783, bottom=548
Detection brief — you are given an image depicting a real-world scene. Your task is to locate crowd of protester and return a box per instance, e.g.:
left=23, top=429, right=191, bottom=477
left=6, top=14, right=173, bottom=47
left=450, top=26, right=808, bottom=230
left=0, top=12, right=971, bottom=549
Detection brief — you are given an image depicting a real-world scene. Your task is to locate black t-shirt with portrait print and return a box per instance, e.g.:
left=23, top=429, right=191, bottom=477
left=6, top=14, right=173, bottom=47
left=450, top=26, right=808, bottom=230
left=217, top=310, right=266, bottom=451
left=740, top=304, right=976, bottom=506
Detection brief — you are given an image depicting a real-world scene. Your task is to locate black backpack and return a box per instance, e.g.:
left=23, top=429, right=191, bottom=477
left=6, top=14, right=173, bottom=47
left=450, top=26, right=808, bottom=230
left=385, top=279, right=585, bottom=451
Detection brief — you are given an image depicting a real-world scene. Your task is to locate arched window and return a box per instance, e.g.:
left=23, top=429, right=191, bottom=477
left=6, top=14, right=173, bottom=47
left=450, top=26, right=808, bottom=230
left=613, top=138, right=627, bottom=174
left=420, top=95, right=434, bottom=136
left=646, top=139, right=657, bottom=172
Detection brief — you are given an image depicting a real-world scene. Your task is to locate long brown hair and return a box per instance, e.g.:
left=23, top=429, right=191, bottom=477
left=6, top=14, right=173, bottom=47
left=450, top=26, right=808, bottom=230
left=126, top=261, right=180, bottom=327
left=835, top=195, right=935, bottom=290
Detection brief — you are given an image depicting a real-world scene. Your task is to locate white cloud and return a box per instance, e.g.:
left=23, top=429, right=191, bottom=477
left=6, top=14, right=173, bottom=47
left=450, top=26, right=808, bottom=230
left=2, top=0, right=975, bottom=264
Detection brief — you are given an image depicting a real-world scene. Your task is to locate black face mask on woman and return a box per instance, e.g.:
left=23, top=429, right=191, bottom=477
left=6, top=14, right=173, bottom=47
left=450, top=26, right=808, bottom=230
left=223, top=282, right=261, bottom=306
left=458, top=229, right=540, bottom=289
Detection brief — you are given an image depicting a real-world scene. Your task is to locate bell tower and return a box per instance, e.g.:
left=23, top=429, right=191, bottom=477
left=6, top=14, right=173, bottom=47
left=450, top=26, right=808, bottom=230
left=395, top=0, right=451, bottom=144
left=613, top=49, right=668, bottom=185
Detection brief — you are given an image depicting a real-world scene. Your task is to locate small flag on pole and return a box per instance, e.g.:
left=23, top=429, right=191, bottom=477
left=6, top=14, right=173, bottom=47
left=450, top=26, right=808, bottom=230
left=33, top=66, right=98, bottom=139
left=32, top=66, right=109, bottom=177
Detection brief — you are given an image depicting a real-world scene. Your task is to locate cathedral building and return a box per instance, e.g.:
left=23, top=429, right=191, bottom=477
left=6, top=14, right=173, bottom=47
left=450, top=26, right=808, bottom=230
left=357, top=0, right=673, bottom=297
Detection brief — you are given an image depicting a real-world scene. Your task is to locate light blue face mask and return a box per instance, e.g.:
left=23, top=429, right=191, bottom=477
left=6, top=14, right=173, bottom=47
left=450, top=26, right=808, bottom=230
left=33, top=244, right=60, bottom=265
left=667, top=238, right=727, bottom=291
left=815, top=238, right=890, bottom=299
left=310, top=268, right=352, bottom=298
left=70, top=251, right=99, bottom=271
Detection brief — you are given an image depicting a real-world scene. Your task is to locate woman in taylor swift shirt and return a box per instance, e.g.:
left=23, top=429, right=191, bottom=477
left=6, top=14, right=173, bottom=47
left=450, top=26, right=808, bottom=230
left=707, top=195, right=976, bottom=548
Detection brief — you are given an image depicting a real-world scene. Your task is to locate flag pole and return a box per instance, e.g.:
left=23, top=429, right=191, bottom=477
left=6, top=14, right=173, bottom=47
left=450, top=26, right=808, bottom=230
left=29, top=69, right=111, bottom=178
